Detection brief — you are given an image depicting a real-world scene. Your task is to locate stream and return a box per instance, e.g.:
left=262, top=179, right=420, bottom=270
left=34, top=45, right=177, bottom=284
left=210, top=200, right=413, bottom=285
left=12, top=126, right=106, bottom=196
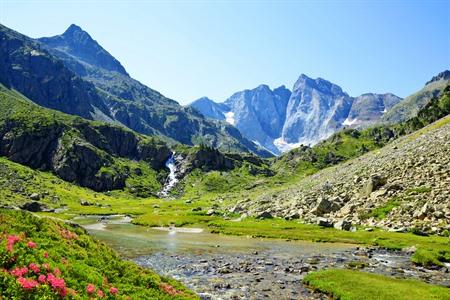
left=78, top=215, right=450, bottom=300
left=158, top=152, right=178, bottom=197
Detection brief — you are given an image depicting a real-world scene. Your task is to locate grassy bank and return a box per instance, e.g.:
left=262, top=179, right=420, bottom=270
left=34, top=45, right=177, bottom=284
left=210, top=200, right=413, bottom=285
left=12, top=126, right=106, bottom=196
left=0, top=209, right=198, bottom=299
left=303, top=269, right=450, bottom=300
left=206, top=218, right=450, bottom=266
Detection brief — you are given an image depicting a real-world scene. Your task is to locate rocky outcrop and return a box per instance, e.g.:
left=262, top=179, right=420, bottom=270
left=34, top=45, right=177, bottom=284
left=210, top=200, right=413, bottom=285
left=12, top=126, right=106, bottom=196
left=233, top=115, right=450, bottom=234
left=176, top=146, right=273, bottom=179
left=0, top=88, right=171, bottom=191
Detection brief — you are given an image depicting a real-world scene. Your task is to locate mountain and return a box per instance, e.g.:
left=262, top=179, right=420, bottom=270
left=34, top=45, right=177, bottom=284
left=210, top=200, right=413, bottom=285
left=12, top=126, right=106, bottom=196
left=190, top=75, right=401, bottom=154
left=382, top=70, right=450, bottom=123
left=39, top=24, right=129, bottom=75
left=190, top=97, right=227, bottom=121
left=191, top=85, right=291, bottom=154
left=345, top=93, right=402, bottom=127
left=0, top=23, right=271, bottom=157
left=279, top=75, right=354, bottom=149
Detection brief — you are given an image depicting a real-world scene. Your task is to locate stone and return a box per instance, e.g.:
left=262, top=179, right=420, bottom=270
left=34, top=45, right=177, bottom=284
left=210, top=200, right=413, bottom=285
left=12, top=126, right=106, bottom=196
left=80, top=200, right=92, bottom=206
left=371, top=189, right=387, bottom=198
left=364, top=175, right=387, bottom=195
left=20, top=201, right=52, bottom=212
left=206, top=209, right=216, bottom=216
left=316, top=217, right=333, bottom=227
left=29, top=193, right=40, bottom=200
left=312, top=197, right=340, bottom=216
left=334, top=219, right=352, bottom=231
left=256, top=211, right=272, bottom=219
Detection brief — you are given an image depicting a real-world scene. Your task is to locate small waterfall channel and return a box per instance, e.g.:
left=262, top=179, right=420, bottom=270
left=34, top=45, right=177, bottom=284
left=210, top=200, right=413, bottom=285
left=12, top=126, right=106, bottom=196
left=158, top=152, right=178, bottom=197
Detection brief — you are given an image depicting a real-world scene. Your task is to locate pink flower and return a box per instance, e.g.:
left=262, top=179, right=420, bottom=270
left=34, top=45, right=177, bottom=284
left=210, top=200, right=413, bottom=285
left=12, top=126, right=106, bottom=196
left=86, top=283, right=96, bottom=294
left=53, top=267, right=61, bottom=276
left=109, top=287, right=118, bottom=295
left=97, top=290, right=105, bottom=298
left=59, top=287, right=67, bottom=297
left=26, top=241, right=37, bottom=248
left=43, top=251, right=49, bottom=258
left=11, top=267, right=28, bottom=277
left=42, top=263, right=50, bottom=271
left=6, top=235, right=21, bottom=252
left=38, top=275, right=46, bottom=283
left=17, top=277, right=38, bottom=290
left=29, top=263, right=40, bottom=274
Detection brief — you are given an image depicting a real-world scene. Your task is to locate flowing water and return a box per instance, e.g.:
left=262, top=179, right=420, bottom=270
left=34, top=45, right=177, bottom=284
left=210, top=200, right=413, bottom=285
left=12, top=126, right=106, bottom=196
left=158, top=152, right=178, bottom=197
left=79, top=216, right=450, bottom=300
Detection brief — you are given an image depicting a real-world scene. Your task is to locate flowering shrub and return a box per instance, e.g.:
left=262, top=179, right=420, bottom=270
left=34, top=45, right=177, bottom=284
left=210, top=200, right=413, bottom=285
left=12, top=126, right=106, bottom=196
left=0, top=209, right=197, bottom=299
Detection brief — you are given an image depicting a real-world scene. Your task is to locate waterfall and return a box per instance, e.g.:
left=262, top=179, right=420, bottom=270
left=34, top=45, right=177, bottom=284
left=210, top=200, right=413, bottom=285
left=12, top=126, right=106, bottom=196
left=158, top=152, right=178, bottom=197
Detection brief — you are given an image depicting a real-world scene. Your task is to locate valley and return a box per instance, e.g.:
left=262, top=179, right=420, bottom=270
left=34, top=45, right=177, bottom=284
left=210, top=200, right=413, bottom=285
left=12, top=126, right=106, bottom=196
left=0, top=20, right=449, bottom=300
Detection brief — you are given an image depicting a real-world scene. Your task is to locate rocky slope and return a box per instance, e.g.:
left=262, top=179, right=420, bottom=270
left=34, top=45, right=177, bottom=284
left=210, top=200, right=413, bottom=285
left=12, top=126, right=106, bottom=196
left=236, top=114, right=450, bottom=234
left=190, top=75, right=401, bottom=154
left=0, top=23, right=270, bottom=157
left=382, top=70, right=450, bottom=124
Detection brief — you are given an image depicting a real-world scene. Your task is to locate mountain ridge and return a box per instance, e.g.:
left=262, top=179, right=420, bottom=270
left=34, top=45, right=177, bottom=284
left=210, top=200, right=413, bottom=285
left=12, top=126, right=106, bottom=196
left=190, top=75, right=402, bottom=154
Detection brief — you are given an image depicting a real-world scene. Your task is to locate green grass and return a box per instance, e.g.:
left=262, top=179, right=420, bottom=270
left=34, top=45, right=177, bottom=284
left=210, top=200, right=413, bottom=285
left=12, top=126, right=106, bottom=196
left=0, top=209, right=198, bottom=299
left=361, top=198, right=402, bottom=220
left=303, top=269, right=450, bottom=300
left=207, top=218, right=450, bottom=266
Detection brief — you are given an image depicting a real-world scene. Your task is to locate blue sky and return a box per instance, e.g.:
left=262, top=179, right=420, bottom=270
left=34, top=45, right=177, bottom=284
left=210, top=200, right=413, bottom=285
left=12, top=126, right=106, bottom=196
left=1, top=0, right=449, bottom=104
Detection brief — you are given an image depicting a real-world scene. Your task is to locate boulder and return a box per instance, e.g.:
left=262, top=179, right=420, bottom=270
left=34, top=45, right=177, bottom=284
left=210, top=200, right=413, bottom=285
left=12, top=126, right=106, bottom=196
left=80, top=200, right=92, bottom=206
left=316, top=217, right=333, bottom=227
left=312, top=197, right=341, bottom=216
left=20, top=201, right=52, bottom=212
left=29, top=193, right=40, bottom=200
left=363, top=175, right=387, bottom=196
left=257, top=211, right=272, bottom=219
left=334, top=219, right=352, bottom=231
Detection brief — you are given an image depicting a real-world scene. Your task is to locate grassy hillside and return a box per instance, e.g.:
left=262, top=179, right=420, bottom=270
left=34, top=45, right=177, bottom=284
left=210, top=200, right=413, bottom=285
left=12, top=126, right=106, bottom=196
left=382, top=74, right=449, bottom=124
left=303, top=269, right=450, bottom=300
left=0, top=209, right=197, bottom=299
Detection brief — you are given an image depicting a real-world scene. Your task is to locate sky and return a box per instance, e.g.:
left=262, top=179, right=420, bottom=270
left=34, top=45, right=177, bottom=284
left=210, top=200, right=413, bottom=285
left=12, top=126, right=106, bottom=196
left=1, top=0, right=449, bottom=104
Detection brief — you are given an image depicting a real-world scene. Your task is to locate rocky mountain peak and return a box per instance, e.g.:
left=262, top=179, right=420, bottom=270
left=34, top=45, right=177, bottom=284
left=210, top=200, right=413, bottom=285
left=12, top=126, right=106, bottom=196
left=426, top=70, right=450, bottom=85
left=38, top=24, right=129, bottom=76
left=295, top=74, right=346, bottom=96
left=62, top=24, right=86, bottom=37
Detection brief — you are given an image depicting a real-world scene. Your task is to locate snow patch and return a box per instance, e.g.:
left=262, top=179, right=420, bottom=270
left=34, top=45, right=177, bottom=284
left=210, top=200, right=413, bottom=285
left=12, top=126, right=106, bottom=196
left=30, top=50, right=43, bottom=56
left=274, top=137, right=304, bottom=153
left=382, top=107, right=387, bottom=114
left=342, top=117, right=358, bottom=126
left=224, top=111, right=235, bottom=125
